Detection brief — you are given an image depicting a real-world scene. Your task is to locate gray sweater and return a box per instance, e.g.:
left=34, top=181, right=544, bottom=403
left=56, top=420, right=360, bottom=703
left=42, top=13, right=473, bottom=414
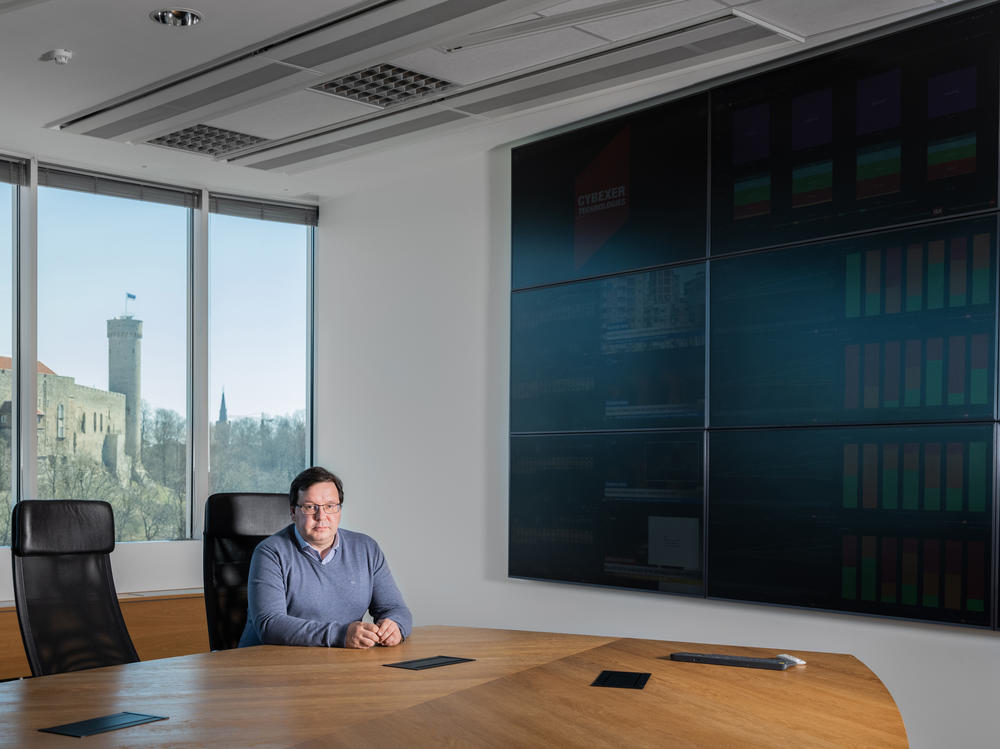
left=238, top=525, right=412, bottom=647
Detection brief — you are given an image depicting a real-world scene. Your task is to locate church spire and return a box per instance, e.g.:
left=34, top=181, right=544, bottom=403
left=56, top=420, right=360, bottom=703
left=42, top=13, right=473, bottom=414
left=218, top=389, right=228, bottom=424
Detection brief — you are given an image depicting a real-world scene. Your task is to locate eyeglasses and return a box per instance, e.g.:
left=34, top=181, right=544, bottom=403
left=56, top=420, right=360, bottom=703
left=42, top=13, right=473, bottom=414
left=296, top=503, right=342, bottom=516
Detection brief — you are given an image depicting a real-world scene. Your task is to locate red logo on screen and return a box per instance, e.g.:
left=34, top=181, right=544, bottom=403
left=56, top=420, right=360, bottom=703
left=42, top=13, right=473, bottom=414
left=574, top=127, right=630, bottom=269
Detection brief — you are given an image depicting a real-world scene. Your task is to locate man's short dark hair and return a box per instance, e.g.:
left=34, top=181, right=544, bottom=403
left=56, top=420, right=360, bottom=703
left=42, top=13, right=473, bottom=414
left=289, top=466, right=344, bottom=509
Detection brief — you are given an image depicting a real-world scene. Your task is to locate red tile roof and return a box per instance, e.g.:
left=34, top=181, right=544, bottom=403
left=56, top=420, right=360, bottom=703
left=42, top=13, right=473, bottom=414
left=0, top=357, right=55, bottom=374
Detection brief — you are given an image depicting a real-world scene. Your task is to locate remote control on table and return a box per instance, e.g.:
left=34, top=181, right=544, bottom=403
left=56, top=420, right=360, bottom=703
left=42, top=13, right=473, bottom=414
left=669, top=652, right=805, bottom=670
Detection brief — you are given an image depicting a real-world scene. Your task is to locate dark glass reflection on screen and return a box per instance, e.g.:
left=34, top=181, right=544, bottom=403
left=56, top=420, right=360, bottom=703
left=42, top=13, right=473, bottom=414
left=511, top=95, right=707, bottom=289
left=512, top=266, right=705, bottom=432
left=708, top=425, right=992, bottom=626
left=510, top=432, right=703, bottom=595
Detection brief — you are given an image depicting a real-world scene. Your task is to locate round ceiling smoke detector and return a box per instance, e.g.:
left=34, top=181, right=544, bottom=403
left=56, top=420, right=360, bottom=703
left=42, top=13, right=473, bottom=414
left=149, top=8, right=203, bottom=27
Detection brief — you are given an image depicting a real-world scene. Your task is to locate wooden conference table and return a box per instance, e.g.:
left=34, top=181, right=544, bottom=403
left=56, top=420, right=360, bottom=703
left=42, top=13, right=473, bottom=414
left=0, top=625, right=906, bottom=747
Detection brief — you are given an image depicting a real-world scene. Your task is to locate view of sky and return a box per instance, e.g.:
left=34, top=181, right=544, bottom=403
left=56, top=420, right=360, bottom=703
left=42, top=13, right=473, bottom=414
left=0, top=186, right=308, bottom=421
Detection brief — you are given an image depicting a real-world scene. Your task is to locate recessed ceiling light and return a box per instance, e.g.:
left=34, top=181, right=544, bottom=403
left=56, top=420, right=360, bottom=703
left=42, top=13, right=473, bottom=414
left=149, top=8, right=203, bottom=27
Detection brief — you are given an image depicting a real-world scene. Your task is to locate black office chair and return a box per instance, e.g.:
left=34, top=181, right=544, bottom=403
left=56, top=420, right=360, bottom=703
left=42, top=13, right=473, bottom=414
left=12, top=499, right=139, bottom=676
left=203, top=493, right=289, bottom=651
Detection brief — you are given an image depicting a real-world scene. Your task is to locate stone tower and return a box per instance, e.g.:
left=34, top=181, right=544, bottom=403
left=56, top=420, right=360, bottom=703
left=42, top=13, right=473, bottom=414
left=108, top=316, right=142, bottom=460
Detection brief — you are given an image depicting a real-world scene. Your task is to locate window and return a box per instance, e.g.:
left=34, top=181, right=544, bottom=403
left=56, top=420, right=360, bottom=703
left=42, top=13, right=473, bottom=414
left=208, top=205, right=312, bottom=493
left=0, top=165, right=314, bottom=553
left=37, top=184, right=190, bottom=541
left=0, top=178, right=13, bottom=545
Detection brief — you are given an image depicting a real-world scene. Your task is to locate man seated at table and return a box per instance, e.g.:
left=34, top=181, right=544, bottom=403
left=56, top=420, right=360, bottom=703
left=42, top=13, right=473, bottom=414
left=239, top=466, right=412, bottom=649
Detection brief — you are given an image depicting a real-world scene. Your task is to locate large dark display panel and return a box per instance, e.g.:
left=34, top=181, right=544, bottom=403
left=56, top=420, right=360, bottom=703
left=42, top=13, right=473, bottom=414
left=709, top=425, right=993, bottom=626
left=711, top=8, right=999, bottom=254
left=511, top=265, right=705, bottom=432
left=509, top=432, right=703, bottom=595
left=511, top=94, right=707, bottom=289
left=711, top=216, right=996, bottom=426
left=509, top=2, right=1000, bottom=629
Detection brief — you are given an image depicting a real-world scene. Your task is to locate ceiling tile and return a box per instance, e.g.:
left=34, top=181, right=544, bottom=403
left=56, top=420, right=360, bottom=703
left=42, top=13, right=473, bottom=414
left=735, top=0, right=937, bottom=39
left=204, top=89, right=378, bottom=140
left=392, top=27, right=606, bottom=86
left=578, top=0, right=727, bottom=41
left=538, top=0, right=628, bottom=16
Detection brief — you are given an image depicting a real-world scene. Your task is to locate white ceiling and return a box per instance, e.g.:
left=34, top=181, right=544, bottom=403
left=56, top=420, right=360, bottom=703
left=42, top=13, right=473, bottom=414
left=0, top=0, right=978, bottom=201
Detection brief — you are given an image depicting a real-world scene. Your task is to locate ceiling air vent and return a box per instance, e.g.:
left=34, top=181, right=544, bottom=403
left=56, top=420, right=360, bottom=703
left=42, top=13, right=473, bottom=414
left=148, top=124, right=268, bottom=157
left=311, top=63, right=452, bottom=108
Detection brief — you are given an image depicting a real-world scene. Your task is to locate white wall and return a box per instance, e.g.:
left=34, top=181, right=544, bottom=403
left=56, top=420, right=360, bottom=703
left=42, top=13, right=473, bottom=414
left=314, top=149, right=1000, bottom=749
left=0, top=540, right=203, bottom=602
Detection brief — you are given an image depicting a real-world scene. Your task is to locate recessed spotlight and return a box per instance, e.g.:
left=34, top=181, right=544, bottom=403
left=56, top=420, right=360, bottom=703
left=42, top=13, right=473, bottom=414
left=149, top=8, right=203, bottom=27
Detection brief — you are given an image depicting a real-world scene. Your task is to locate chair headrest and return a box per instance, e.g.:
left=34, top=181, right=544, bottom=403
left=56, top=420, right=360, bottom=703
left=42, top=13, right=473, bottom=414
left=204, top=493, right=290, bottom=538
left=12, top=500, right=115, bottom=556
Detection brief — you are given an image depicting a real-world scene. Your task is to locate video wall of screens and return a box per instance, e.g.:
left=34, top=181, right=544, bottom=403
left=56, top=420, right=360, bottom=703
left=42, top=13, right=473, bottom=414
left=510, top=2, right=1000, bottom=629
left=511, top=94, right=707, bottom=290
left=711, top=8, right=999, bottom=255
left=711, top=216, right=997, bottom=426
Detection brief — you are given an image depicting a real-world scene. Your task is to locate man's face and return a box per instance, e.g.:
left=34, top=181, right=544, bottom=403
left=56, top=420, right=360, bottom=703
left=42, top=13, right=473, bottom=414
left=291, top=481, right=341, bottom=550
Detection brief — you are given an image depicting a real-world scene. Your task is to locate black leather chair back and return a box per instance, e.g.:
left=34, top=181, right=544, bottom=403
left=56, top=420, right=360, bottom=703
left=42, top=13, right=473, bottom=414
left=12, top=500, right=139, bottom=676
left=203, top=493, right=289, bottom=651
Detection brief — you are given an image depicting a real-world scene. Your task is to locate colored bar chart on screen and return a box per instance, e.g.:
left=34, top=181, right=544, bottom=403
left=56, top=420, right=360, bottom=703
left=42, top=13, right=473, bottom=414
left=885, top=246, right=901, bottom=313
left=923, top=539, right=940, bottom=607
left=945, top=442, right=963, bottom=511
left=857, top=143, right=901, bottom=198
left=863, top=443, right=879, bottom=509
left=881, top=537, right=897, bottom=604
left=906, top=244, right=923, bottom=311
left=864, top=343, right=880, bottom=408
left=966, top=541, right=985, bottom=612
left=924, top=442, right=941, bottom=510
left=865, top=249, right=881, bottom=316
left=925, top=337, right=943, bottom=406
left=845, top=253, right=861, bottom=317
left=970, top=334, right=988, bottom=405
left=843, top=443, right=859, bottom=508
left=947, top=336, right=965, bottom=405
left=949, top=238, right=967, bottom=307
left=972, top=233, right=990, bottom=304
left=733, top=174, right=771, bottom=219
left=903, top=443, right=920, bottom=510
left=883, top=341, right=900, bottom=407
left=927, top=133, right=976, bottom=181
left=882, top=443, right=899, bottom=509
left=904, top=340, right=921, bottom=407
left=901, top=538, right=918, bottom=606
left=944, top=540, right=962, bottom=609
left=844, top=344, right=860, bottom=409
left=927, top=241, right=945, bottom=309
left=861, top=536, right=877, bottom=601
left=969, top=441, right=987, bottom=512
left=792, top=160, right=833, bottom=207
left=842, top=535, right=858, bottom=599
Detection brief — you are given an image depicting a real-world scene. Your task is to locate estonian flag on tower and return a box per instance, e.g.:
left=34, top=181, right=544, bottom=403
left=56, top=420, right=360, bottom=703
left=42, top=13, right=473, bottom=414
left=126, top=293, right=136, bottom=300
